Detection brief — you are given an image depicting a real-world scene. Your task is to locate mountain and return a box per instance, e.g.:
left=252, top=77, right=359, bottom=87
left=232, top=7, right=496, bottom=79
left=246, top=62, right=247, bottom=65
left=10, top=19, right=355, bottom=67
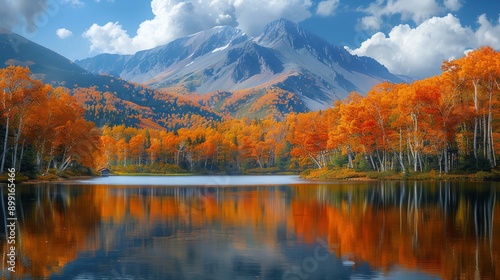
left=0, top=29, right=221, bottom=129
left=77, top=18, right=403, bottom=110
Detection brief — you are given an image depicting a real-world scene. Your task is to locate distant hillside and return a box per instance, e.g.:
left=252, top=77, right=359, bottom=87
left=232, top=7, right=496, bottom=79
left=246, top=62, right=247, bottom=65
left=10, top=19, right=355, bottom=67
left=192, top=87, right=309, bottom=120
left=0, top=29, right=221, bottom=129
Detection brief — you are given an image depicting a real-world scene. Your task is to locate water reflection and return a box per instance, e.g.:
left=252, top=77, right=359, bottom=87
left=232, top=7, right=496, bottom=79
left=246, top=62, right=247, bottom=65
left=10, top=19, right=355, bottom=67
left=1, top=179, right=499, bottom=279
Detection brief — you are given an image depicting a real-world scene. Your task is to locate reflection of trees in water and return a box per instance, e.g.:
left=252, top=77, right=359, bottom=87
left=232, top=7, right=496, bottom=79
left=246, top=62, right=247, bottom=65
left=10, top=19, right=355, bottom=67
left=1, top=182, right=498, bottom=279
left=97, top=182, right=498, bottom=279
left=293, top=181, right=499, bottom=279
left=87, top=185, right=294, bottom=279
left=331, top=181, right=497, bottom=240
left=1, top=185, right=101, bottom=279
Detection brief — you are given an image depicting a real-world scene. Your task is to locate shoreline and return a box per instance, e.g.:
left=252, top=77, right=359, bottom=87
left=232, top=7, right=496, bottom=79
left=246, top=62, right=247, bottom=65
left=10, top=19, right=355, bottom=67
left=2, top=171, right=298, bottom=185
left=19, top=175, right=97, bottom=185
left=300, top=168, right=500, bottom=182
left=3, top=170, right=500, bottom=185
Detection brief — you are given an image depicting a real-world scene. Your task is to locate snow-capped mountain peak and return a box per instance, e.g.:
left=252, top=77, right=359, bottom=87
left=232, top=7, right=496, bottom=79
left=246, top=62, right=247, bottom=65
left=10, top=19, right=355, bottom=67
left=76, top=18, right=403, bottom=111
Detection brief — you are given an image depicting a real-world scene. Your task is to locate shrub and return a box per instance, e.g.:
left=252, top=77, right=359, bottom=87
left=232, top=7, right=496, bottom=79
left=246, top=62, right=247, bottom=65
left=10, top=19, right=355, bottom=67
left=459, top=155, right=491, bottom=172
left=353, top=154, right=371, bottom=172
left=331, top=153, right=348, bottom=168
left=59, top=170, right=76, bottom=178
left=37, top=173, right=61, bottom=181
left=246, top=167, right=280, bottom=174
left=475, top=171, right=498, bottom=181
left=300, top=169, right=312, bottom=177
left=366, top=170, right=400, bottom=180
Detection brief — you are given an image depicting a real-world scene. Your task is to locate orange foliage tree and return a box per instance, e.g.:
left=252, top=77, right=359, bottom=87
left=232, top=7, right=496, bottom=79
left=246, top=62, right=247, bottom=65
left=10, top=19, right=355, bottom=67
left=0, top=66, right=101, bottom=175
left=27, top=46, right=498, bottom=175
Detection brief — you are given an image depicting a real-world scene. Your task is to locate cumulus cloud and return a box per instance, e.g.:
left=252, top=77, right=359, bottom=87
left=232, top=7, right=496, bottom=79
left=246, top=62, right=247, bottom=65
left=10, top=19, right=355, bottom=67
left=476, top=14, right=500, bottom=47
left=347, top=13, right=500, bottom=78
left=83, top=0, right=313, bottom=54
left=56, top=28, right=73, bottom=39
left=83, top=22, right=135, bottom=54
left=359, top=0, right=462, bottom=31
left=316, top=0, right=339, bottom=17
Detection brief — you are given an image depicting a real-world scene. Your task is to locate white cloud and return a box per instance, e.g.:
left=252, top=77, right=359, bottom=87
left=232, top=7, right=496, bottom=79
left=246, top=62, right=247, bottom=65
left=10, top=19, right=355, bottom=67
left=56, top=28, right=73, bottom=39
left=235, top=0, right=312, bottom=36
left=347, top=13, right=500, bottom=78
left=62, top=0, right=84, bottom=7
left=475, top=14, right=500, bottom=48
left=444, top=0, right=462, bottom=10
left=316, top=0, right=339, bottom=17
left=359, top=0, right=462, bottom=30
left=83, top=0, right=313, bottom=55
left=83, top=22, right=135, bottom=54
left=360, top=15, right=381, bottom=30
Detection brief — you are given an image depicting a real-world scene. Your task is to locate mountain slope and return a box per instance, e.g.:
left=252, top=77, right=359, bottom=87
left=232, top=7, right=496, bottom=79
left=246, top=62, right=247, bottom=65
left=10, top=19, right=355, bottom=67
left=76, top=19, right=403, bottom=110
left=0, top=29, right=221, bottom=129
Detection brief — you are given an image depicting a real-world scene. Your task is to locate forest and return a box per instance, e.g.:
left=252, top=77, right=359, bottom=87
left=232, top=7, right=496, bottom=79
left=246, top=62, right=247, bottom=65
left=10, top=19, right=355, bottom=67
left=0, top=66, right=100, bottom=179
left=1, top=46, right=500, bottom=178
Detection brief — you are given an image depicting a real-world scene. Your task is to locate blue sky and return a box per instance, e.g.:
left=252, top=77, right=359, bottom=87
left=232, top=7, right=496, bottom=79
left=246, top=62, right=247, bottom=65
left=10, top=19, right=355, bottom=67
left=2, top=0, right=500, bottom=77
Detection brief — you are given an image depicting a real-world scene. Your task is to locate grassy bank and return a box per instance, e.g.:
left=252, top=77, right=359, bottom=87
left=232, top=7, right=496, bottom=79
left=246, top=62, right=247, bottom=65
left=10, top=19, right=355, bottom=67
left=0, top=168, right=298, bottom=183
left=111, top=166, right=299, bottom=176
left=300, top=167, right=500, bottom=182
left=0, top=169, right=98, bottom=184
left=0, top=173, right=31, bottom=183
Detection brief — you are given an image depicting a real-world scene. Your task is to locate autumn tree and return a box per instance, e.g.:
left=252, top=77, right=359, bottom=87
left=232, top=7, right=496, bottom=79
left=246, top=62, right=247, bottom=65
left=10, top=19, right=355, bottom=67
left=287, top=111, right=330, bottom=169
left=0, top=66, right=101, bottom=175
left=444, top=46, right=500, bottom=168
left=0, top=66, right=47, bottom=172
left=94, top=46, right=500, bottom=175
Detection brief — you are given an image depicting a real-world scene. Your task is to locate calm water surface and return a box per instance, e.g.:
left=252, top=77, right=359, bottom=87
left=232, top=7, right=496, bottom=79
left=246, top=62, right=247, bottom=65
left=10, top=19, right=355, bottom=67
left=1, top=175, right=499, bottom=279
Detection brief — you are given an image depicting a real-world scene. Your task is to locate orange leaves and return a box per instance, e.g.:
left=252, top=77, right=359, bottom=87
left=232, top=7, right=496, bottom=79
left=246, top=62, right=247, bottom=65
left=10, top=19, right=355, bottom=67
left=54, top=119, right=101, bottom=170
left=455, top=46, right=499, bottom=84
left=442, top=46, right=500, bottom=165
left=128, top=133, right=146, bottom=163
left=101, top=114, right=290, bottom=171
left=0, top=66, right=101, bottom=173
left=289, top=48, right=500, bottom=173
left=39, top=46, right=499, bottom=173
left=287, top=111, right=330, bottom=169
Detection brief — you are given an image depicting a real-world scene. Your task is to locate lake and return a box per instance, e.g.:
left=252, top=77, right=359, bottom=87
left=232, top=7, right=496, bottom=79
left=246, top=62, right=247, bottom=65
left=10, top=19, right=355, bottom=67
left=1, top=175, right=499, bottom=279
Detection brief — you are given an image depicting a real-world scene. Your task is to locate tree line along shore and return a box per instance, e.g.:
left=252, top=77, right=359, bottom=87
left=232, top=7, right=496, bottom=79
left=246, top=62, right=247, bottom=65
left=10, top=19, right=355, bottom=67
left=2, top=47, right=500, bottom=182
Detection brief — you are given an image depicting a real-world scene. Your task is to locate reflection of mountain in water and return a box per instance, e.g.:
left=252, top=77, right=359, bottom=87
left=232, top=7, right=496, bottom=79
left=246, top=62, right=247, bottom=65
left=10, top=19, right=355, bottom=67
left=2, top=181, right=498, bottom=279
